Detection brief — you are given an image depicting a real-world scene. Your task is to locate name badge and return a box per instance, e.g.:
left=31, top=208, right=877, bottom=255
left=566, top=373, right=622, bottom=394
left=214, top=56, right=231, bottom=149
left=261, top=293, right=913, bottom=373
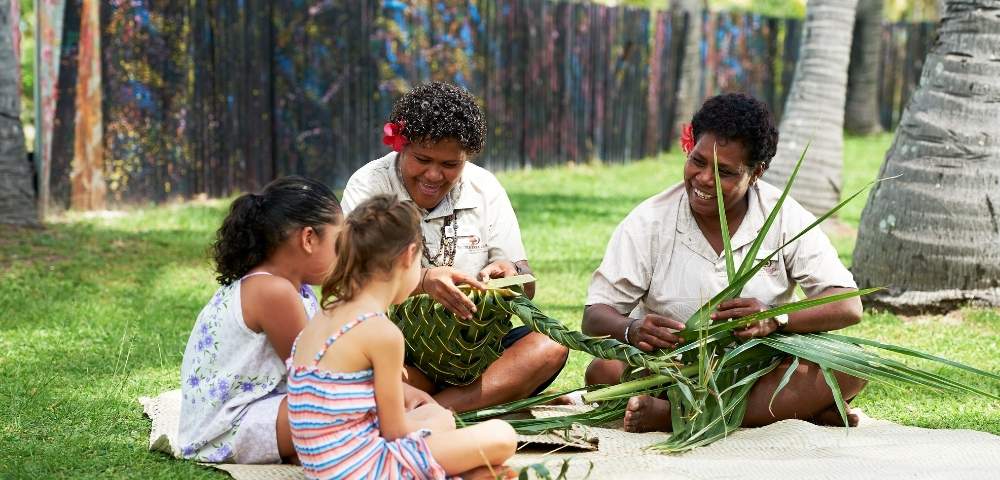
left=456, top=225, right=486, bottom=252
left=444, top=225, right=456, bottom=238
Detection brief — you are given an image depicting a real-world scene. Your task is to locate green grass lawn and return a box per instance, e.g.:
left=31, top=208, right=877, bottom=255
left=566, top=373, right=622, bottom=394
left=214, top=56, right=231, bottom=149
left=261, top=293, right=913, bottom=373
left=2, top=133, right=998, bottom=477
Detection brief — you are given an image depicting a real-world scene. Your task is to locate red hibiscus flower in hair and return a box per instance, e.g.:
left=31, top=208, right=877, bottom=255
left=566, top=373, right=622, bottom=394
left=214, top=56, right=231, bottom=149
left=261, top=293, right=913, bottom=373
left=680, top=123, right=695, bottom=155
left=382, top=121, right=409, bottom=152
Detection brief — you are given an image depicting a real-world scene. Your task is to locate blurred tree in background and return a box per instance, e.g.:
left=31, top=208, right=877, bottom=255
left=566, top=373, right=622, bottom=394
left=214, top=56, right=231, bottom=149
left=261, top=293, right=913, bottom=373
left=18, top=0, right=33, bottom=152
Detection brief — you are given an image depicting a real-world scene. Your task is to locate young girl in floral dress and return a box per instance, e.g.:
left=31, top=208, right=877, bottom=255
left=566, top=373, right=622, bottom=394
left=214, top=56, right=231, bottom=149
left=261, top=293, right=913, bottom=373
left=287, top=194, right=516, bottom=479
left=179, top=176, right=341, bottom=464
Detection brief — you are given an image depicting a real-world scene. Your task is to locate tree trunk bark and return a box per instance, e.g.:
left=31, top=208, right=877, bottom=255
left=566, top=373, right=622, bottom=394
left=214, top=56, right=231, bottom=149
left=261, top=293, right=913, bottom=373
left=852, top=0, right=1000, bottom=313
left=766, top=0, right=859, bottom=216
left=670, top=0, right=704, bottom=136
left=844, top=0, right=884, bottom=135
left=0, top=0, right=38, bottom=226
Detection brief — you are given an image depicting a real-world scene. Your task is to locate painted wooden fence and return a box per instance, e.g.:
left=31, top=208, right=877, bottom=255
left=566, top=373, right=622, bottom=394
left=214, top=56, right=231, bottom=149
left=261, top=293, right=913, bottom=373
left=36, top=1, right=934, bottom=208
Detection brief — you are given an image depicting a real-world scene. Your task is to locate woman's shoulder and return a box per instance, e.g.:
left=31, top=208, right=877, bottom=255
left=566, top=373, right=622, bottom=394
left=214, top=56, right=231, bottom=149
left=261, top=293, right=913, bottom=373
left=754, top=180, right=817, bottom=227
left=461, top=162, right=505, bottom=193
left=343, top=153, right=397, bottom=211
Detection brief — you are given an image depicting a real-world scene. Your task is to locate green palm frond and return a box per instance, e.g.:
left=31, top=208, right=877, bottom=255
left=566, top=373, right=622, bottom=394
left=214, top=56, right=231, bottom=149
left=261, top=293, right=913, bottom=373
left=713, top=144, right=736, bottom=283
left=505, top=296, right=686, bottom=380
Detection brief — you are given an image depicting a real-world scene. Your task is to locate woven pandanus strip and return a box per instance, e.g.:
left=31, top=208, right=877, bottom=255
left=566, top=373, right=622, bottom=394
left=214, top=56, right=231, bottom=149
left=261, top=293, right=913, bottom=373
left=390, top=286, right=682, bottom=386
left=389, top=288, right=520, bottom=386
left=504, top=295, right=681, bottom=378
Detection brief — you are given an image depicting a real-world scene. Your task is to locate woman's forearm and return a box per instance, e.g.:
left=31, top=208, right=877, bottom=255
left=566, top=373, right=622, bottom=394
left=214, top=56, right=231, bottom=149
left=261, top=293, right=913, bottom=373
left=784, top=287, right=863, bottom=333
left=582, top=304, right=630, bottom=342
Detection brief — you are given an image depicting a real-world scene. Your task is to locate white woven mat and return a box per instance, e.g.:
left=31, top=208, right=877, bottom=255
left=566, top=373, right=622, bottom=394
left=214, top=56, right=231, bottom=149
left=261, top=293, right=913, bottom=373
left=141, top=390, right=1000, bottom=479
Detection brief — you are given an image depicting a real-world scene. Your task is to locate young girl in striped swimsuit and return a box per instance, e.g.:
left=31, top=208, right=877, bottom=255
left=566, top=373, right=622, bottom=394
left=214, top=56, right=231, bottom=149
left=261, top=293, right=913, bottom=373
left=287, top=194, right=517, bottom=479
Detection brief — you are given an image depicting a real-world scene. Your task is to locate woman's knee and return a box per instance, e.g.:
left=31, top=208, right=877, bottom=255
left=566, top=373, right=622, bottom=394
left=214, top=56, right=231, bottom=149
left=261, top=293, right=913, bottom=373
left=836, top=372, right=867, bottom=400
left=585, top=359, right=624, bottom=386
left=538, top=337, right=569, bottom=372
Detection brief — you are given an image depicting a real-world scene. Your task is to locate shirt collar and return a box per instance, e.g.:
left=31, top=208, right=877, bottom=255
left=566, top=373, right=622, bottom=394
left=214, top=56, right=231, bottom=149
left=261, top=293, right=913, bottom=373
left=676, top=183, right=766, bottom=255
left=730, top=184, right=766, bottom=251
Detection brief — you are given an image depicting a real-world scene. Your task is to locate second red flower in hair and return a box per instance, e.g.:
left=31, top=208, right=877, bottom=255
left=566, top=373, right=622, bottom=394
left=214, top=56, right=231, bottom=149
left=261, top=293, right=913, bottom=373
left=680, top=124, right=695, bottom=155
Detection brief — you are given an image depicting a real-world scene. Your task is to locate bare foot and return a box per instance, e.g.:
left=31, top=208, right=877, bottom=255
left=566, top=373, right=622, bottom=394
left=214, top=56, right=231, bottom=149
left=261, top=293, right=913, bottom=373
left=810, top=405, right=860, bottom=427
left=623, top=395, right=670, bottom=433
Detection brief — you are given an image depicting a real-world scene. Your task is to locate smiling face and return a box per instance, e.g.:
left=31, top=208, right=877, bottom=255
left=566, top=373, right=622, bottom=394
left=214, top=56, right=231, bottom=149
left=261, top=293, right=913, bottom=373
left=399, top=138, right=469, bottom=210
left=683, top=132, right=764, bottom=222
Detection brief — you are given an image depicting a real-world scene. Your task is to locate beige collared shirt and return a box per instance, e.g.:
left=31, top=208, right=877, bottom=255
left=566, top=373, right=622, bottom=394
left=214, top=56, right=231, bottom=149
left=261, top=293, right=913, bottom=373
left=342, top=152, right=528, bottom=278
left=586, top=181, right=857, bottom=323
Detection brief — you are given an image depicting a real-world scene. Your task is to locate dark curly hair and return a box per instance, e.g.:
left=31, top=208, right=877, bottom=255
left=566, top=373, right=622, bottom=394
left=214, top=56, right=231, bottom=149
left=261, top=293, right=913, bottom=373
left=691, top=93, right=779, bottom=171
left=213, top=176, right=341, bottom=285
left=390, top=81, right=486, bottom=154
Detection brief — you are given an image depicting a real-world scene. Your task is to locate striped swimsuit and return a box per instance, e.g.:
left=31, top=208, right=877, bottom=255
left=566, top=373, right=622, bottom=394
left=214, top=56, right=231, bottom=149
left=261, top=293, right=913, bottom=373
left=287, top=312, right=448, bottom=480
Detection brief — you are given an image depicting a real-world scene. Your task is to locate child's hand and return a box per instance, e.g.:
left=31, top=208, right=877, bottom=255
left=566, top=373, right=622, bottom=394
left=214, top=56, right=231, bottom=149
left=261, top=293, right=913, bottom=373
left=403, top=383, right=435, bottom=410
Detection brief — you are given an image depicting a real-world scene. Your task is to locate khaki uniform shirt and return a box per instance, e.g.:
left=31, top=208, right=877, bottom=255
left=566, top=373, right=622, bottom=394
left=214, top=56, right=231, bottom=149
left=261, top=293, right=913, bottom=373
left=586, top=181, right=857, bottom=322
left=342, top=152, right=528, bottom=278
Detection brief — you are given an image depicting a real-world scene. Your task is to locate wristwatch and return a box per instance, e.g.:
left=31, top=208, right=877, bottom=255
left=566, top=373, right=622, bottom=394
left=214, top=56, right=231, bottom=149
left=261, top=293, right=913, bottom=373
left=773, top=313, right=789, bottom=331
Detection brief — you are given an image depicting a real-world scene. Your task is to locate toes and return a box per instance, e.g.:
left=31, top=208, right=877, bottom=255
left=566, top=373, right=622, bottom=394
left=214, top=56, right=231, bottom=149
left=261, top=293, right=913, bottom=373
left=847, top=413, right=860, bottom=427
left=626, top=395, right=646, bottom=411
left=623, top=396, right=646, bottom=432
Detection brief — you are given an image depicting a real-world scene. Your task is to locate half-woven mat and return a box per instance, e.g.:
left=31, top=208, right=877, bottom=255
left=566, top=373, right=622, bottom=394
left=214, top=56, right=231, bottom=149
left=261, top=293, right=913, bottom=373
left=139, top=390, right=595, bottom=479
left=141, top=390, right=1000, bottom=479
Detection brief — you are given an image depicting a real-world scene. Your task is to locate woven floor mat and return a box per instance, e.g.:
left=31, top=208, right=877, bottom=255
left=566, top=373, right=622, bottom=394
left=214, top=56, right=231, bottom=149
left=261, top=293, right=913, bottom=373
left=141, top=390, right=1000, bottom=479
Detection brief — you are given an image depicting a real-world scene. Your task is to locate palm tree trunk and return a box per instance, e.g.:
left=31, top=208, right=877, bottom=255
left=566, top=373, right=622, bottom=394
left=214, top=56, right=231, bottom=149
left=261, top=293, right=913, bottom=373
left=0, top=0, right=38, bottom=226
left=852, top=0, right=1000, bottom=313
left=844, top=0, right=884, bottom=135
left=671, top=0, right=704, bottom=137
left=767, top=0, right=859, bottom=215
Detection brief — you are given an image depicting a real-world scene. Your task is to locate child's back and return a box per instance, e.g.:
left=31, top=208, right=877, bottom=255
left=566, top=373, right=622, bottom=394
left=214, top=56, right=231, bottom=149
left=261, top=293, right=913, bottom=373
left=287, top=311, right=448, bottom=479
left=287, top=195, right=516, bottom=479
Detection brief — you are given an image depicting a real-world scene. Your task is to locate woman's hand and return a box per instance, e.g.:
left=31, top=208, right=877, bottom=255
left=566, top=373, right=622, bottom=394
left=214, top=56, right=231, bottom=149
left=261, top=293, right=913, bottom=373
left=420, top=266, right=487, bottom=319
left=477, top=260, right=518, bottom=281
left=712, top=297, right=778, bottom=340
left=632, top=314, right=686, bottom=351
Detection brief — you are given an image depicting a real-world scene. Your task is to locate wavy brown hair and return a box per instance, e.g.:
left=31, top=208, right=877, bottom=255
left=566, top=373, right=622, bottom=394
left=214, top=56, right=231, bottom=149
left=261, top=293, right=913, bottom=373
left=321, top=194, right=422, bottom=309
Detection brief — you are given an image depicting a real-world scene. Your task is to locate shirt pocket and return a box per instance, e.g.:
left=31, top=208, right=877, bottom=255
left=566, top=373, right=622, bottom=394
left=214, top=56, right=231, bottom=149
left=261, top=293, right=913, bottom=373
left=748, top=254, right=792, bottom=299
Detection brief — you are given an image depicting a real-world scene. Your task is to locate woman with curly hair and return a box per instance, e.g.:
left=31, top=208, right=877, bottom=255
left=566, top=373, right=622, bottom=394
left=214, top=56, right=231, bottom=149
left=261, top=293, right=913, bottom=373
left=342, top=81, right=569, bottom=413
left=583, top=93, right=866, bottom=432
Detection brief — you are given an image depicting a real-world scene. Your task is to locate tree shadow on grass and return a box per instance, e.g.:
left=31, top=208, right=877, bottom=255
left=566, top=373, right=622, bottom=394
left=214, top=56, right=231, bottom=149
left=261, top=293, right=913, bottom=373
left=1, top=218, right=234, bottom=476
